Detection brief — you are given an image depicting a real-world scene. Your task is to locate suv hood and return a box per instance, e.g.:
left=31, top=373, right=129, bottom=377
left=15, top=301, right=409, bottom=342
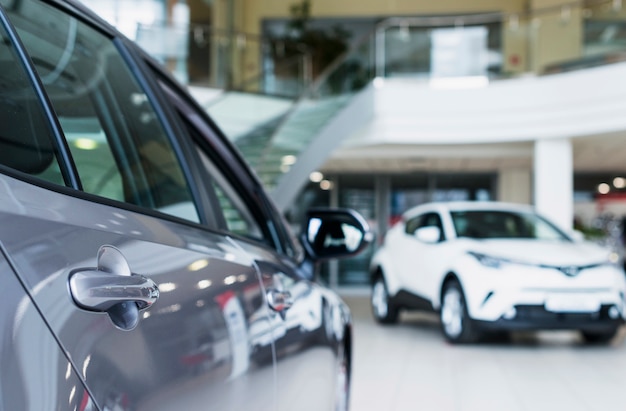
left=465, top=239, right=612, bottom=267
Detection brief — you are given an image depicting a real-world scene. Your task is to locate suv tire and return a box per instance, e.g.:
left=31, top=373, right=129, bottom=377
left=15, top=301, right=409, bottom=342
left=371, top=275, right=398, bottom=324
left=440, top=279, right=480, bottom=343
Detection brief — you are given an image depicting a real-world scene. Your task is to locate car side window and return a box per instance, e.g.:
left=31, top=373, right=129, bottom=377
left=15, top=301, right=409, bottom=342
left=0, top=15, right=63, bottom=184
left=404, top=216, right=421, bottom=235
left=6, top=0, right=200, bottom=223
left=196, top=148, right=264, bottom=241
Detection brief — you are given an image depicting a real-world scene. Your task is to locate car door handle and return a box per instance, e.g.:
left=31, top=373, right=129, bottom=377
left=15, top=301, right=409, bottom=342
left=266, top=289, right=293, bottom=313
left=69, top=245, right=159, bottom=330
left=69, top=270, right=159, bottom=311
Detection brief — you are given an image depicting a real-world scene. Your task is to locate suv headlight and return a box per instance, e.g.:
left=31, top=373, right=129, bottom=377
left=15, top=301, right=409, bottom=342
left=467, top=251, right=508, bottom=269
left=608, top=251, right=621, bottom=266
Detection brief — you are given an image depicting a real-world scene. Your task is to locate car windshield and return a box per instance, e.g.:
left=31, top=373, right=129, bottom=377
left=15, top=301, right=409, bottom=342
left=450, top=210, right=571, bottom=241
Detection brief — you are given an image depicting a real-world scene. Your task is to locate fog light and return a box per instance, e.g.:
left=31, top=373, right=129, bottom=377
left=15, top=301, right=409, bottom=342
left=609, top=306, right=620, bottom=319
left=503, top=307, right=517, bottom=320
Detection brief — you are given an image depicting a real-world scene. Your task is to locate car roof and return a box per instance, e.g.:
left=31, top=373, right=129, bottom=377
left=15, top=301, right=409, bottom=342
left=402, top=201, right=536, bottom=220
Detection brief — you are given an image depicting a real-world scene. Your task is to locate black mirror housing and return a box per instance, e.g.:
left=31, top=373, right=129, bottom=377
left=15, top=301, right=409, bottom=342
left=300, top=208, right=373, bottom=261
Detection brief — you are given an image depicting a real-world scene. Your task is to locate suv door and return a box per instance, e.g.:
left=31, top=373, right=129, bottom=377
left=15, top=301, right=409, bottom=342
left=401, top=211, right=448, bottom=302
left=0, top=1, right=274, bottom=410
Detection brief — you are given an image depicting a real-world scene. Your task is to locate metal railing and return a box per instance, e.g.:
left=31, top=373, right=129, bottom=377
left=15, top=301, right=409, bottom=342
left=373, top=0, right=626, bottom=79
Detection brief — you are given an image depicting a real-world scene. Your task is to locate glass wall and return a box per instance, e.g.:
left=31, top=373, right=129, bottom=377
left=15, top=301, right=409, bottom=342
left=390, top=173, right=495, bottom=221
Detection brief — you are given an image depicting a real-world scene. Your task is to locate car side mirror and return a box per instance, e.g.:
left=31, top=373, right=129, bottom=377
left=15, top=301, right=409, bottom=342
left=415, top=226, right=441, bottom=243
left=301, top=208, right=373, bottom=261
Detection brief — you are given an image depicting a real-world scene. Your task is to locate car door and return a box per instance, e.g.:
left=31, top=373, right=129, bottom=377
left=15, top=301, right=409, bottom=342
left=157, top=77, right=352, bottom=411
left=0, top=1, right=275, bottom=410
left=191, top=156, right=348, bottom=411
left=0, top=245, right=98, bottom=411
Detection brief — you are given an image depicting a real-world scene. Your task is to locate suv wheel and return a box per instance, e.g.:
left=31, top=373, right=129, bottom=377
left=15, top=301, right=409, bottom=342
left=440, top=279, right=479, bottom=343
left=371, top=276, right=398, bottom=324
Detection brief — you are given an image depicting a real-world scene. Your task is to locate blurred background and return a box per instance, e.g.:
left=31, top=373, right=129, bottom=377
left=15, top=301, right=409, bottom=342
left=80, top=0, right=626, bottom=290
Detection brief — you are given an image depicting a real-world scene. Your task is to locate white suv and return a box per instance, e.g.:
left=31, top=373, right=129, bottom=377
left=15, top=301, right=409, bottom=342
left=370, top=201, right=626, bottom=344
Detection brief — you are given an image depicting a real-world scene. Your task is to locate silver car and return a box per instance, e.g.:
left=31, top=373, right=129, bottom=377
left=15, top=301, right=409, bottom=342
left=0, top=1, right=371, bottom=410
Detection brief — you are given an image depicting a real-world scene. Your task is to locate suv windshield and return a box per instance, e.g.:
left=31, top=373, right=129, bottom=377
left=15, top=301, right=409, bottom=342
left=450, top=210, right=571, bottom=241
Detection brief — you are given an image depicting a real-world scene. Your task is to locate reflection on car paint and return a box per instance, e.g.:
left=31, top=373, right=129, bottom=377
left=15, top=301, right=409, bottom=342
left=215, top=291, right=250, bottom=379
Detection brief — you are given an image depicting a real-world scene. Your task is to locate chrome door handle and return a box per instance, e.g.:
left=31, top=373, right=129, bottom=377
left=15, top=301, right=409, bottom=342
left=267, top=289, right=293, bottom=313
left=70, top=270, right=159, bottom=311
left=69, top=245, right=159, bottom=330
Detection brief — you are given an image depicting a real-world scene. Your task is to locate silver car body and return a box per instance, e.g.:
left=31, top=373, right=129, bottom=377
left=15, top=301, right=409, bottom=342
left=0, top=0, right=369, bottom=409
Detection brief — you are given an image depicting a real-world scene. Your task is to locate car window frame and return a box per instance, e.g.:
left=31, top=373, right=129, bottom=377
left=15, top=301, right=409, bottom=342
left=150, top=66, right=299, bottom=256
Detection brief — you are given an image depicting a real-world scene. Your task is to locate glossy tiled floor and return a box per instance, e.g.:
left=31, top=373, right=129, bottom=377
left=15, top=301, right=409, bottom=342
left=341, top=293, right=626, bottom=411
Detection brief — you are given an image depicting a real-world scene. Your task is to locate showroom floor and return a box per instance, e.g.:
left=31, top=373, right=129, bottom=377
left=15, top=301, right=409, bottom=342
left=341, top=292, right=626, bottom=411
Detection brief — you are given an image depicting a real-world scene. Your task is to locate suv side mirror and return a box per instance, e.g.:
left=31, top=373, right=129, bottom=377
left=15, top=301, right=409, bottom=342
left=415, top=226, right=441, bottom=243
left=301, top=208, right=373, bottom=261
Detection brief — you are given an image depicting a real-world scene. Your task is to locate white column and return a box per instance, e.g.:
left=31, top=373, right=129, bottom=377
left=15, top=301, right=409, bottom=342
left=498, top=168, right=532, bottom=204
left=533, top=138, right=573, bottom=231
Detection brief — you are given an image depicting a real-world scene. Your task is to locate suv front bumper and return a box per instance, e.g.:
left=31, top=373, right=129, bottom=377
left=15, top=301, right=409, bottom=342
left=475, top=304, right=625, bottom=332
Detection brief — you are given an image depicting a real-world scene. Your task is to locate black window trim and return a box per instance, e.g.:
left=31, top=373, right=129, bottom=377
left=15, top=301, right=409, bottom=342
left=0, top=1, right=80, bottom=189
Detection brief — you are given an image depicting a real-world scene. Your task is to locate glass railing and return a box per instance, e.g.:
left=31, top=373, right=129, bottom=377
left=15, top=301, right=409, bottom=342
left=249, top=32, right=376, bottom=193
left=127, top=0, right=626, bottom=97
left=84, top=0, right=626, bottom=95
left=375, top=0, right=626, bottom=80
left=133, top=22, right=313, bottom=99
